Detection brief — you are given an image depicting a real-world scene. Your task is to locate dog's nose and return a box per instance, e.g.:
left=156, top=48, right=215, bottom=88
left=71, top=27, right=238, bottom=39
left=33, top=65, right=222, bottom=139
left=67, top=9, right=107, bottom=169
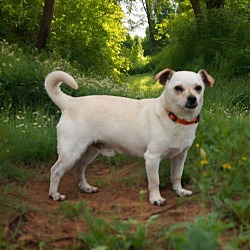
left=186, top=95, right=197, bottom=109
left=187, top=95, right=197, bottom=105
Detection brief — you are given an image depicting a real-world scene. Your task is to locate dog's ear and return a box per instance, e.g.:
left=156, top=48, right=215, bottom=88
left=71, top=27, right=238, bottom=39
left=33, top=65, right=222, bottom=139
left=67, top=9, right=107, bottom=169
left=198, top=69, right=215, bottom=87
left=153, top=68, right=175, bottom=85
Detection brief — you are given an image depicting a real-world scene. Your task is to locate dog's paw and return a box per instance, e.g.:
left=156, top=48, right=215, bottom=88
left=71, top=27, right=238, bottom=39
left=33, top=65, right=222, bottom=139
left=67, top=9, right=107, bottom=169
left=174, top=188, right=193, bottom=197
left=49, top=193, right=66, bottom=201
left=149, top=197, right=166, bottom=206
left=81, top=186, right=99, bottom=194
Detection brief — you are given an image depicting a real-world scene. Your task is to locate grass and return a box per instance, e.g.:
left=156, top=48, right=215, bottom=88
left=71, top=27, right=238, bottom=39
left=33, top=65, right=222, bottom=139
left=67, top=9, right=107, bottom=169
left=0, top=107, right=57, bottom=182
left=0, top=72, right=249, bottom=249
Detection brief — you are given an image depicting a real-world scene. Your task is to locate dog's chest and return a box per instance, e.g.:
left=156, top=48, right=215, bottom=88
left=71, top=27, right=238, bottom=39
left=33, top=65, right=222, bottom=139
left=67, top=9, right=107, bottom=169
left=161, top=126, right=196, bottom=158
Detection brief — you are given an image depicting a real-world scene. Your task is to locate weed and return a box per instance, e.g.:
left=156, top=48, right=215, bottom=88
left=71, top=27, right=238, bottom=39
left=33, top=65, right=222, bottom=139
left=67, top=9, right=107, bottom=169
left=165, top=213, right=235, bottom=250
left=78, top=205, right=158, bottom=250
left=55, top=201, right=87, bottom=221
left=214, top=197, right=250, bottom=228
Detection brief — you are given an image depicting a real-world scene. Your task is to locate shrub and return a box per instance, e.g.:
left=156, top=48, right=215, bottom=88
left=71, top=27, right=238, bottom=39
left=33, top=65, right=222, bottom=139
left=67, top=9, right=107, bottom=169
left=0, top=40, right=129, bottom=109
left=150, top=8, right=250, bottom=78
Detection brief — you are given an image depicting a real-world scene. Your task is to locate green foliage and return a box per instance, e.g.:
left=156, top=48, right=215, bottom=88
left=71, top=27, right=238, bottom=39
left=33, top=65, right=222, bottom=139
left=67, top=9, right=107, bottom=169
left=149, top=5, right=250, bottom=78
left=0, top=106, right=57, bottom=169
left=78, top=205, right=158, bottom=250
left=122, top=35, right=150, bottom=75
left=0, top=0, right=127, bottom=78
left=55, top=201, right=87, bottom=221
left=50, top=0, right=126, bottom=78
left=54, top=201, right=244, bottom=250
left=124, top=73, right=163, bottom=99
left=214, top=198, right=250, bottom=228
left=0, top=0, right=43, bottom=45
left=0, top=40, right=81, bottom=108
left=165, top=213, right=234, bottom=250
left=0, top=40, right=130, bottom=108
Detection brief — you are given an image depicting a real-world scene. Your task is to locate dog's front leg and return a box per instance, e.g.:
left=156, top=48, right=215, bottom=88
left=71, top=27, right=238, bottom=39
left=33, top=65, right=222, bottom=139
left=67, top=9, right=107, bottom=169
left=144, top=151, right=166, bottom=206
left=171, top=149, right=192, bottom=197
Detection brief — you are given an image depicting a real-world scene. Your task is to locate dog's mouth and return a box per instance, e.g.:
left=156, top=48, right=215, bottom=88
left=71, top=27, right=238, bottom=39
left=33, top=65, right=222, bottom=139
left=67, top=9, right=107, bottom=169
left=185, top=102, right=197, bottom=109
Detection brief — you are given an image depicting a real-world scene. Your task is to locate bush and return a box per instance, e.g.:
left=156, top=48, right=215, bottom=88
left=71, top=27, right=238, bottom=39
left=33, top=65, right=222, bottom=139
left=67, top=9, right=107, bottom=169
left=150, top=8, right=250, bottom=78
left=0, top=40, right=81, bottom=108
left=0, top=40, right=128, bottom=109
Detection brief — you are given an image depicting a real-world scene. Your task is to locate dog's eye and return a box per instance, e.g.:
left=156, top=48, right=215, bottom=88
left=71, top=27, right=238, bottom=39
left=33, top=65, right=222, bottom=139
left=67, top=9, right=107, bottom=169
left=195, top=86, right=202, bottom=92
left=174, top=86, right=184, bottom=92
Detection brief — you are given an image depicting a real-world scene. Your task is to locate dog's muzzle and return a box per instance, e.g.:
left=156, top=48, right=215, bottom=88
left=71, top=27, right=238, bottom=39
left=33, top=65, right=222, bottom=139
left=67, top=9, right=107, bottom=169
left=185, top=95, right=197, bottom=109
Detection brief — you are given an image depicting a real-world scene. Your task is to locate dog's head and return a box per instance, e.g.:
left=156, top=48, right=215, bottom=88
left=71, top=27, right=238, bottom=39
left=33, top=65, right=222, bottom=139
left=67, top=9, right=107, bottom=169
left=154, top=69, right=214, bottom=116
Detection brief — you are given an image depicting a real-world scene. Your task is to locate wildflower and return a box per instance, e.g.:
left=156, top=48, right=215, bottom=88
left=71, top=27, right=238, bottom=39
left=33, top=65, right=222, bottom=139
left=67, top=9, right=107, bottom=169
left=139, top=190, right=146, bottom=197
left=196, top=143, right=200, bottom=148
left=200, top=147, right=207, bottom=159
left=200, top=159, right=208, bottom=165
left=16, top=124, right=24, bottom=128
left=16, top=115, right=24, bottom=120
left=241, top=156, right=247, bottom=161
left=202, top=171, right=207, bottom=177
left=222, top=163, right=232, bottom=170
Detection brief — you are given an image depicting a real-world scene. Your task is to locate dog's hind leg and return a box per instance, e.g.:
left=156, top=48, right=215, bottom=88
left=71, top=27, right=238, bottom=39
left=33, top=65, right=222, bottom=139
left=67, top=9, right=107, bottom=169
left=75, top=146, right=100, bottom=194
left=49, top=157, right=76, bottom=201
left=49, top=139, right=90, bottom=201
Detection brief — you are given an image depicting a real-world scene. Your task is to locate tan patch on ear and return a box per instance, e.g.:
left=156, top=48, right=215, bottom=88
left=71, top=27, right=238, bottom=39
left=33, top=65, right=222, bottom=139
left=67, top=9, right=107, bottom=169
left=153, top=68, right=175, bottom=85
left=198, top=69, right=215, bottom=87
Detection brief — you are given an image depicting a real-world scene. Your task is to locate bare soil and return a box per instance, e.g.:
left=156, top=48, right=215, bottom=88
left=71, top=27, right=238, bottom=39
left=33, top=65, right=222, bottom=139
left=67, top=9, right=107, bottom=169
left=1, top=160, right=205, bottom=249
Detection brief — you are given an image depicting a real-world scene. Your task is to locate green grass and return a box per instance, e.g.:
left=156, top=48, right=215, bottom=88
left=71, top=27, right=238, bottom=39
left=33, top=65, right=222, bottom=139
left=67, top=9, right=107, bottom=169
left=124, top=73, right=163, bottom=99
left=0, top=73, right=249, bottom=249
left=0, top=107, right=57, bottom=182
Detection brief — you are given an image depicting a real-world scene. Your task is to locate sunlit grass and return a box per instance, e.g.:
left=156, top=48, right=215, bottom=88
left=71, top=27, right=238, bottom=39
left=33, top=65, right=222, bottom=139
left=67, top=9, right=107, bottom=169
left=124, top=73, right=163, bottom=99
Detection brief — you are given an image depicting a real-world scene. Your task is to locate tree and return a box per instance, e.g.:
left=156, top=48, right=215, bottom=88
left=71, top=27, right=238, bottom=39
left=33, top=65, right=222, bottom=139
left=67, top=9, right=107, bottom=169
left=36, top=0, right=55, bottom=51
left=190, top=0, right=225, bottom=28
left=140, top=0, right=174, bottom=46
left=141, top=0, right=155, bottom=44
left=190, top=0, right=204, bottom=28
left=0, top=0, right=43, bottom=45
left=205, top=0, right=225, bottom=9
left=50, top=0, right=126, bottom=77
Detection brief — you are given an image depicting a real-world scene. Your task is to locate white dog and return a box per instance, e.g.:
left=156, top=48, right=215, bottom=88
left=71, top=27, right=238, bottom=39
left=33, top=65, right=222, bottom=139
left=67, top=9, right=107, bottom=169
left=45, top=69, right=214, bottom=206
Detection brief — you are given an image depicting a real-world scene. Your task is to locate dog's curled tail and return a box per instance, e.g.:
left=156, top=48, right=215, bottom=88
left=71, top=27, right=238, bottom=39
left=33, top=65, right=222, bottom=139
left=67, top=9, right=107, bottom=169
left=45, top=71, right=78, bottom=109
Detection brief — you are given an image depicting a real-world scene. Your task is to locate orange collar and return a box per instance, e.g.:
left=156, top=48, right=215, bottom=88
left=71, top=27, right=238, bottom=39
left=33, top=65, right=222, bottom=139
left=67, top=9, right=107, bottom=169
left=166, top=109, right=200, bottom=125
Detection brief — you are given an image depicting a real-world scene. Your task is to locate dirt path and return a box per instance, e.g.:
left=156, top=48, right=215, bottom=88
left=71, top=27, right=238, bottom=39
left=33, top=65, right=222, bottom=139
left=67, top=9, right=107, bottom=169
left=2, top=161, right=204, bottom=249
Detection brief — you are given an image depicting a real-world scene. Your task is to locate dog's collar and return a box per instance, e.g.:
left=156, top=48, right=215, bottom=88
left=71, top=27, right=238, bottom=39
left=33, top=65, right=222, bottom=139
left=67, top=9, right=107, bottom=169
left=166, top=109, right=200, bottom=125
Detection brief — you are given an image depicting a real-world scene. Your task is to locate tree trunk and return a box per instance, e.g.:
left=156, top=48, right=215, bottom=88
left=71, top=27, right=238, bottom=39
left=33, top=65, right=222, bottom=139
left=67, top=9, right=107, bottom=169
left=206, top=0, right=225, bottom=9
left=141, top=0, right=155, bottom=44
left=36, top=0, right=55, bottom=51
left=190, top=0, right=204, bottom=29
